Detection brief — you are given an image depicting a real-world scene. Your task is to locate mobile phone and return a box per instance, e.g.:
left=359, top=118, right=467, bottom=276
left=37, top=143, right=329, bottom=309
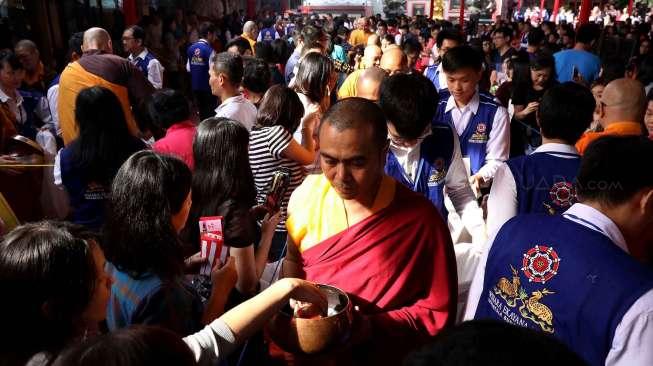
left=264, top=168, right=291, bottom=214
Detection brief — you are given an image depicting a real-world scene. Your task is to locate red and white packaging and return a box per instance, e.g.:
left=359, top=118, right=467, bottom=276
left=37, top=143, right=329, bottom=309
left=199, top=216, right=229, bottom=276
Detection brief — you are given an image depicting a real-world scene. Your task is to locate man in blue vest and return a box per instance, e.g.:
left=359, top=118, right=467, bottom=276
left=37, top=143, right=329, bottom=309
left=186, top=22, right=217, bottom=121
left=123, top=25, right=164, bottom=89
left=380, top=73, right=485, bottom=244
left=435, top=45, right=510, bottom=194
left=465, top=136, right=653, bottom=366
left=487, top=82, right=595, bottom=235
left=423, top=29, right=463, bottom=94
left=257, top=18, right=279, bottom=44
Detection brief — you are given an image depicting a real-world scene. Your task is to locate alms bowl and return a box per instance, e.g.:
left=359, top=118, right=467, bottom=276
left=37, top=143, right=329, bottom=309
left=267, top=284, right=353, bottom=354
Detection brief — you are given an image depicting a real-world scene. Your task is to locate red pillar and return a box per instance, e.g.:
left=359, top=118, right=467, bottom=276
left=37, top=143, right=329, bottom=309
left=578, top=0, right=591, bottom=24
left=247, top=0, right=256, bottom=19
left=459, top=0, right=465, bottom=31
left=628, top=0, right=634, bottom=15
left=552, top=0, right=561, bottom=22
left=518, top=0, right=523, bottom=10
left=123, top=0, right=138, bottom=26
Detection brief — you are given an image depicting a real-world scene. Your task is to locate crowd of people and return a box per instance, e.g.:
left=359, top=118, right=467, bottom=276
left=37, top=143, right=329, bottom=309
left=1, top=5, right=653, bottom=366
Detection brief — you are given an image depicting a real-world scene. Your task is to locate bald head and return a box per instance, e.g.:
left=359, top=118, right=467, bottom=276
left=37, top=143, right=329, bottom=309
left=367, top=34, right=380, bottom=47
left=363, top=45, right=382, bottom=68
left=83, top=27, right=112, bottom=53
left=600, top=78, right=646, bottom=126
left=15, top=39, right=38, bottom=53
left=379, top=48, right=407, bottom=76
left=356, top=67, right=386, bottom=101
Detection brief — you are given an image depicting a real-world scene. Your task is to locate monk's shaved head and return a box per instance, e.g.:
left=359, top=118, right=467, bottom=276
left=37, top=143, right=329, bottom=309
left=363, top=45, right=382, bottom=68
left=380, top=48, right=407, bottom=75
left=367, top=34, right=380, bottom=47
left=15, top=39, right=38, bottom=53
left=600, top=78, right=646, bottom=125
left=83, top=27, right=112, bottom=53
left=320, top=97, right=387, bottom=150
left=356, top=67, right=386, bottom=101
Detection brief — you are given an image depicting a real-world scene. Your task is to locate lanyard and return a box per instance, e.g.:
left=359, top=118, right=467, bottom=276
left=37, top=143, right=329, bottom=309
left=412, top=158, right=426, bottom=191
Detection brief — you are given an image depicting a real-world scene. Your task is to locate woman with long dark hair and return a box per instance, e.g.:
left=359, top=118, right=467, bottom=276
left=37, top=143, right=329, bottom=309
left=103, top=151, right=238, bottom=335
left=291, top=52, right=336, bottom=145
left=54, top=86, right=145, bottom=230
left=0, top=221, right=112, bottom=365
left=182, top=118, right=280, bottom=297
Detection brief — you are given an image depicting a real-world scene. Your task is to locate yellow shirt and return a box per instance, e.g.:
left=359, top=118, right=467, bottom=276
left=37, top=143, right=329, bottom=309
left=241, top=35, right=256, bottom=53
left=349, top=29, right=373, bottom=47
left=286, top=174, right=395, bottom=252
left=337, top=69, right=364, bottom=100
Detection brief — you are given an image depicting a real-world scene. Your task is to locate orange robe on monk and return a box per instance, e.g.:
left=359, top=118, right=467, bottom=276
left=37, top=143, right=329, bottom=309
left=285, top=174, right=457, bottom=365
left=576, top=121, right=644, bottom=154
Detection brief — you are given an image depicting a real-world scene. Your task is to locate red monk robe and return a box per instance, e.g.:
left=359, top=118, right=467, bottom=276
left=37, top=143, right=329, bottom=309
left=285, top=174, right=458, bottom=364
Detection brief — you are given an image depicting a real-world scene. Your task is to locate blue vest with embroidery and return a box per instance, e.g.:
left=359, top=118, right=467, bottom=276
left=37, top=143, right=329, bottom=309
left=473, top=214, right=653, bottom=366
left=507, top=151, right=581, bottom=216
left=260, top=27, right=277, bottom=43
left=385, top=123, right=455, bottom=216
left=435, top=92, right=498, bottom=175
left=133, top=52, right=156, bottom=78
left=187, top=40, right=213, bottom=92
left=59, top=146, right=110, bottom=231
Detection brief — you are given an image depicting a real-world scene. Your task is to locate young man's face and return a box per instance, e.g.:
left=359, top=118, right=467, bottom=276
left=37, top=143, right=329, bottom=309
left=387, top=122, right=421, bottom=148
left=492, top=32, right=509, bottom=48
left=122, top=29, right=140, bottom=55
left=446, top=67, right=482, bottom=104
left=438, top=39, right=459, bottom=58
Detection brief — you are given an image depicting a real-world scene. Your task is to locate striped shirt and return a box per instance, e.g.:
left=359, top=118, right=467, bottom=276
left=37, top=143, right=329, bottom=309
left=249, top=125, right=306, bottom=231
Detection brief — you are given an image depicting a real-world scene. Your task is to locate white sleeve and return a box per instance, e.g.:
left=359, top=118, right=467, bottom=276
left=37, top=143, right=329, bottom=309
left=47, top=85, right=60, bottom=136
left=486, top=163, right=518, bottom=237
left=445, top=130, right=486, bottom=244
left=275, top=31, right=281, bottom=39
left=257, top=33, right=262, bottom=42
left=462, top=229, right=500, bottom=320
left=53, top=149, right=63, bottom=188
left=476, top=105, right=510, bottom=181
left=182, top=319, right=238, bottom=366
left=186, top=59, right=190, bottom=72
left=606, top=289, right=653, bottom=366
left=35, top=96, right=53, bottom=128
left=147, top=59, right=165, bottom=89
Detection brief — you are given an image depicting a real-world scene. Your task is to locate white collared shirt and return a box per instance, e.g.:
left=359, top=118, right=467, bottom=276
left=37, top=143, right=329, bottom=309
left=214, top=94, right=257, bottom=131
left=389, top=127, right=486, bottom=243
left=486, top=143, right=579, bottom=236
left=464, top=203, right=653, bottom=366
left=129, top=48, right=164, bottom=89
left=445, top=91, right=510, bottom=181
left=436, top=63, right=448, bottom=91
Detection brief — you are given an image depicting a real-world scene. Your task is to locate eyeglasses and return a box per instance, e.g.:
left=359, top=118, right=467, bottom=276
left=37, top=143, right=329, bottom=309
left=122, top=36, right=135, bottom=41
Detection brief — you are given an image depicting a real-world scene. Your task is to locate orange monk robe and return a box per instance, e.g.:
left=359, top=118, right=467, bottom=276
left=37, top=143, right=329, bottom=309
left=576, top=121, right=644, bottom=154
